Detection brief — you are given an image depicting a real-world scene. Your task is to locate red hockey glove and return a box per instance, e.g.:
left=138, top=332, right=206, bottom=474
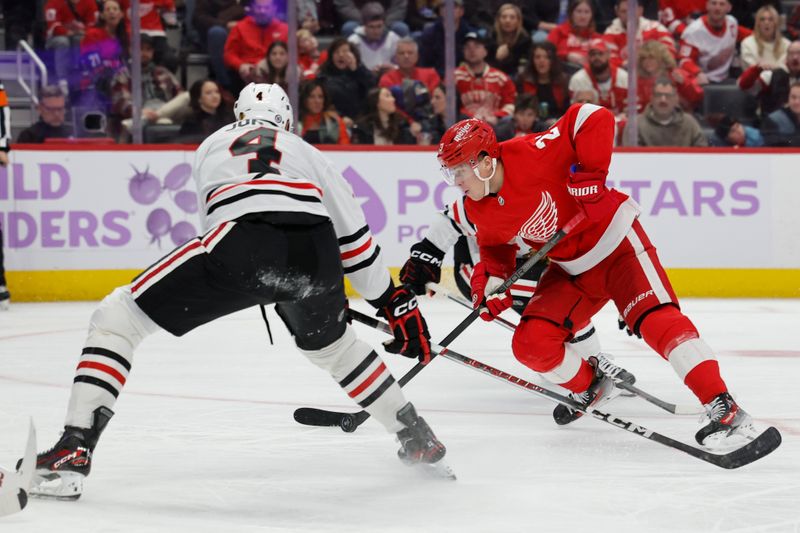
left=399, top=239, right=445, bottom=295
left=470, top=262, right=513, bottom=322
left=379, top=286, right=432, bottom=364
left=567, top=168, right=615, bottom=221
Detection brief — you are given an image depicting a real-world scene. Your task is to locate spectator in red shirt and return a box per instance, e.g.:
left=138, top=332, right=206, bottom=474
left=517, top=41, right=570, bottom=121
left=604, top=0, right=676, bottom=68
left=637, top=40, right=703, bottom=111
left=454, top=32, right=517, bottom=124
left=379, top=37, right=441, bottom=94
left=568, top=38, right=628, bottom=114
left=44, top=0, right=99, bottom=91
left=297, top=79, right=351, bottom=145
left=297, top=28, right=328, bottom=80
left=223, top=0, right=289, bottom=92
left=547, top=0, right=602, bottom=67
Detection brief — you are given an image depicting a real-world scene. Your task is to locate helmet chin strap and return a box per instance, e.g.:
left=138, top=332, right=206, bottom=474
left=472, top=158, right=497, bottom=197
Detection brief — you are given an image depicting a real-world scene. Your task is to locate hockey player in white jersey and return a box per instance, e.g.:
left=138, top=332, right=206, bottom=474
left=24, top=83, right=453, bottom=499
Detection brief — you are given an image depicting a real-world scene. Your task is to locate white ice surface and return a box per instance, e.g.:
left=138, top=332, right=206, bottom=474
left=0, top=297, right=798, bottom=532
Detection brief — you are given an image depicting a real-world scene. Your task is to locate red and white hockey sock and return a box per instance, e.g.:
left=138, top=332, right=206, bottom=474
left=540, top=345, right=595, bottom=393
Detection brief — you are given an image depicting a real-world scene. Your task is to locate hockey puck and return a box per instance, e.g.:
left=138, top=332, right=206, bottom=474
left=340, top=414, right=357, bottom=433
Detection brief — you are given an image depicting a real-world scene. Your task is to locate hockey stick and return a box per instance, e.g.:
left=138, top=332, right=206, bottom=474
left=293, top=216, right=584, bottom=432
left=425, top=281, right=703, bottom=416
left=347, top=310, right=781, bottom=469
left=0, top=420, right=35, bottom=517
left=437, top=213, right=585, bottom=350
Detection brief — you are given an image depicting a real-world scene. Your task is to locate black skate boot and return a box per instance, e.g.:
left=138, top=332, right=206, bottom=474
left=553, top=356, right=620, bottom=426
left=21, top=407, right=113, bottom=500
left=0, top=285, right=9, bottom=310
left=396, top=403, right=455, bottom=479
left=695, top=392, right=755, bottom=448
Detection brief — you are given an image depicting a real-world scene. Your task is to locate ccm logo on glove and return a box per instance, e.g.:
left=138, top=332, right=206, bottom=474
left=410, top=250, right=443, bottom=266
left=392, top=298, right=418, bottom=317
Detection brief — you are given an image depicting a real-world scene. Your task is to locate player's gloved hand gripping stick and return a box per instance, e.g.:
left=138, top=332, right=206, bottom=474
left=294, top=214, right=585, bottom=431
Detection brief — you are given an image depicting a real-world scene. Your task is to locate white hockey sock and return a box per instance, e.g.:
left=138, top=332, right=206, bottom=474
left=65, top=286, right=160, bottom=428
left=300, top=325, right=407, bottom=433
left=568, top=322, right=601, bottom=360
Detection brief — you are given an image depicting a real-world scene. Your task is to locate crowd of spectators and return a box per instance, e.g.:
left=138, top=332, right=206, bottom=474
left=5, top=0, right=800, bottom=147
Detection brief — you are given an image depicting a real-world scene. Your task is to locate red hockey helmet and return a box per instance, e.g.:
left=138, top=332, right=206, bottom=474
left=437, top=118, right=499, bottom=184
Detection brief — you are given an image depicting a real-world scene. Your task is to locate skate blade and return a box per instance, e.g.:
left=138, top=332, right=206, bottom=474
left=418, top=458, right=457, bottom=481
left=701, top=420, right=760, bottom=452
left=29, top=471, right=84, bottom=501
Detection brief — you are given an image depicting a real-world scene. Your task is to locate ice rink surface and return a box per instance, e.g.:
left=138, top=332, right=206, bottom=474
left=1, top=297, right=798, bottom=533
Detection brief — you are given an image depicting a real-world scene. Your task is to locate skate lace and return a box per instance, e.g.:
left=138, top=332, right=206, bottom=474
left=704, top=397, right=729, bottom=422
left=597, top=354, right=625, bottom=380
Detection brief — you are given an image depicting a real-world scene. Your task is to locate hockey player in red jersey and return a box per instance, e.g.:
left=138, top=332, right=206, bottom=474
left=436, top=105, right=770, bottom=447
left=23, top=83, right=453, bottom=500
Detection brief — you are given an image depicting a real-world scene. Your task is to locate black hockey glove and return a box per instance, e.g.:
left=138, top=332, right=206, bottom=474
left=379, top=286, right=433, bottom=364
left=399, top=239, right=445, bottom=295
left=617, top=315, right=641, bottom=338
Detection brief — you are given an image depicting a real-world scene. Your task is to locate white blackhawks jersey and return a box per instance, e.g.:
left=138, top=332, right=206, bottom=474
left=192, top=118, right=391, bottom=301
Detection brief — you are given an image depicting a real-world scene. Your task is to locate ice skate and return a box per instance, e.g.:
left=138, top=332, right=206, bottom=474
left=695, top=392, right=758, bottom=449
left=22, top=407, right=113, bottom=500
left=553, top=356, right=622, bottom=426
left=395, top=403, right=455, bottom=480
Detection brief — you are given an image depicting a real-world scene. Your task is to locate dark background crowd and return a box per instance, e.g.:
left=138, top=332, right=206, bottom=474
left=2, top=0, right=800, bottom=147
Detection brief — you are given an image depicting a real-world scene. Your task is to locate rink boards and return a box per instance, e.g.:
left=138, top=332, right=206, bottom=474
left=1, top=144, right=799, bottom=300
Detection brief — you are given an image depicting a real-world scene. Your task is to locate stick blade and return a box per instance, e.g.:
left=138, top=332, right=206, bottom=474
left=713, top=426, right=782, bottom=469
left=0, top=419, right=36, bottom=517
left=293, top=407, right=347, bottom=428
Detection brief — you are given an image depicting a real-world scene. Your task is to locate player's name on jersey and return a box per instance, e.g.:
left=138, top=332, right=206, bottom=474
left=224, top=118, right=284, bottom=131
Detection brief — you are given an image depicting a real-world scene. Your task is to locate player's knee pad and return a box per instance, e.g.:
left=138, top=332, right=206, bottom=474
left=86, top=286, right=160, bottom=357
left=512, top=318, right=568, bottom=372
left=298, top=325, right=372, bottom=381
left=638, top=304, right=699, bottom=358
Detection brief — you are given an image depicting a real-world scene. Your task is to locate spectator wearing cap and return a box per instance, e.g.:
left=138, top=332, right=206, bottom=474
left=347, top=2, right=401, bottom=75
left=738, top=40, right=800, bottom=116
left=568, top=38, right=628, bottom=114
left=622, top=77, right=707, bottom=146
left=454, top=32, right=517, bottom=124
left=487, top=3, right=531, bottom=78
left=678, top=0, right=752, bottom=84
left=494, top=92, right=548, bottom=141
left=379, top=37, right=441, bottom=93
left=223, top=0, right=289, bottom=93
left=761, top=81, right=800, bottom=146
left=17, top=85, right=74, bottom=143
left=337, top=0, right=410, bottom=38
left=193, top=0, right=246, bottom=90
left=418, top=0, right=480, bottom=77
left=710, top=115, right=764, bottom=146
left=604, top=0, right=675, bottom=69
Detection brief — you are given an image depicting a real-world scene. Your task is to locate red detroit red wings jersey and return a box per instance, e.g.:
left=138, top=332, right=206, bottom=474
left=463, top=103, right=639, bottom=274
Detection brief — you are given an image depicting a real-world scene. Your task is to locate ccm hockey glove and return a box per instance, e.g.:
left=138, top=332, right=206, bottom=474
left=470, top=262, right=513, bottom=321
left=380, top=286, right=432, bottom=364
left=399, top=239, right=445, bottom=295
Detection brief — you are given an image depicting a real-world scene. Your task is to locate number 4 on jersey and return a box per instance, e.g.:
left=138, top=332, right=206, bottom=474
left=534, top=127, right=560, bottom=149
left=229, top=127, right=283, bottom=174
